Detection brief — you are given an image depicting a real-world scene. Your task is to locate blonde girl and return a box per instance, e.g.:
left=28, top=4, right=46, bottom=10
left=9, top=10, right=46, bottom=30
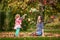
left=14, top=14, right=27, bottom=37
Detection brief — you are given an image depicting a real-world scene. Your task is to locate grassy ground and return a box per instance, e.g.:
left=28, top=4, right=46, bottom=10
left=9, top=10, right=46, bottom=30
left=0, top=29, right=60, bottom=33
left=44, top=29, right=60, bottom=34
left=0, top=37, right=60, bottom=40
left=0, top=29, right=60, bottom=40
left=25, top=29, right=60, bottom=34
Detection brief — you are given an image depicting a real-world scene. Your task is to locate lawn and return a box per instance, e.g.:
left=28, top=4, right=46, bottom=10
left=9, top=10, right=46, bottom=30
left=25, top=29, right=60, bottom=34
left=0, top=37, right=60, bottom=40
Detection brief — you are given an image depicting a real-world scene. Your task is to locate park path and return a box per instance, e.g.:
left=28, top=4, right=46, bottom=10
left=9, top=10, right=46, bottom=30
left=0, top=32, right=60, bottom=38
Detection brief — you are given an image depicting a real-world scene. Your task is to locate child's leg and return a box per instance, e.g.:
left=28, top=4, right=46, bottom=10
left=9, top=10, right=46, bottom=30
left=15, top=28, right=20, bottom=37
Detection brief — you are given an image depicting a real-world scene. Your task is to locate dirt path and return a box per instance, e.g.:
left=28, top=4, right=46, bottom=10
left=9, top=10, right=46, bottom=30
left=0, top=32, right=60, bottom=38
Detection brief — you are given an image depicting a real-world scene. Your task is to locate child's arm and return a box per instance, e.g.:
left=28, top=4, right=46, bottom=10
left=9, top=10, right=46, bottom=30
left=42, top=29, right=44, bottom=36
left=22, top=14, right=27, bottom=19
left=42, top=22, right=44, bottom=36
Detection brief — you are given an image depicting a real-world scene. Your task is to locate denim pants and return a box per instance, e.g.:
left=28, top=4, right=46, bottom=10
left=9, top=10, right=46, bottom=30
left=36, top=31, right=42, bottom=36
left=15, top=28, right=20, bottom=37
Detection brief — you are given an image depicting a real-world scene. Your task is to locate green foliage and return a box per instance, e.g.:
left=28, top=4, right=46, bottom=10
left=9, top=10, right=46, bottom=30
left=0, top=11, right=6, bottom=31
left=45, top=22, right=60, bottom=29
left=0, top=0, right=39, bottom=31
left=0, top=0, right=60, bottom=31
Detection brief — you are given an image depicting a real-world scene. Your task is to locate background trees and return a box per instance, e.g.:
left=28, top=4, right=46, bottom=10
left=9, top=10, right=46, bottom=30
left=0, top=0, right=60, bottom=31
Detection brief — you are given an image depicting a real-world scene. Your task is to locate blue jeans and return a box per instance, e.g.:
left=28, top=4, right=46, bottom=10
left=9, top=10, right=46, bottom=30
left=15, top=28, right=20, bottom=37
left=36, top=31, right=42, bottom=36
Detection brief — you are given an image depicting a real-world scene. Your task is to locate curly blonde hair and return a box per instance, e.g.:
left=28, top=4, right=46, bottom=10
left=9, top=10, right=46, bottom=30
left=15, top=14, right=20, bottom=19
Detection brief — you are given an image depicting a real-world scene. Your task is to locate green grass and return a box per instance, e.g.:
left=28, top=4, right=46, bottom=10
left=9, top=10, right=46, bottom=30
left=44, top=29, right=60, bottom=34
left=0, top=37, right=60, bottom=40
left=0, top=29, right=60, bottom=34
left=25, top=29, right=60, bottom=34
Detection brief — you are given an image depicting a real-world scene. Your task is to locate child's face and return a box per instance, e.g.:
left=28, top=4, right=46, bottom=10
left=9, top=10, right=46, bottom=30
left=38, top=16, right=41, bottom=20
left=38, top=16, right=42, bottom=22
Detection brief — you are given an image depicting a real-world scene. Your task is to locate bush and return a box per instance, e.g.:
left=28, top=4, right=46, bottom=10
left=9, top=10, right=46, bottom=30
left=0, top=11, right=6, bottom=31
left=45, top=22, right=60, bottom=29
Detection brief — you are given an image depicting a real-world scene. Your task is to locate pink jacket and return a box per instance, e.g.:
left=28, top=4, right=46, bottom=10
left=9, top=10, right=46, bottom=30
left=15, top=18, right=22, bottom=25
left=14, top=18, right=22, bottom=29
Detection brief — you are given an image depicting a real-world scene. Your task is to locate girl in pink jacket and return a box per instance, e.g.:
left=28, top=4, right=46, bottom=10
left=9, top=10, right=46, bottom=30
left=14, top=14, right=27, bottom=37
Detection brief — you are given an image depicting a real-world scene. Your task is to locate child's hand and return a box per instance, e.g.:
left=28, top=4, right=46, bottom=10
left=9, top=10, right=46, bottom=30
left=22, top=14, right=27, bottom=19
left=20, top=26, right=22, bottom=28
left=23, top=14, right=27, bottom=16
